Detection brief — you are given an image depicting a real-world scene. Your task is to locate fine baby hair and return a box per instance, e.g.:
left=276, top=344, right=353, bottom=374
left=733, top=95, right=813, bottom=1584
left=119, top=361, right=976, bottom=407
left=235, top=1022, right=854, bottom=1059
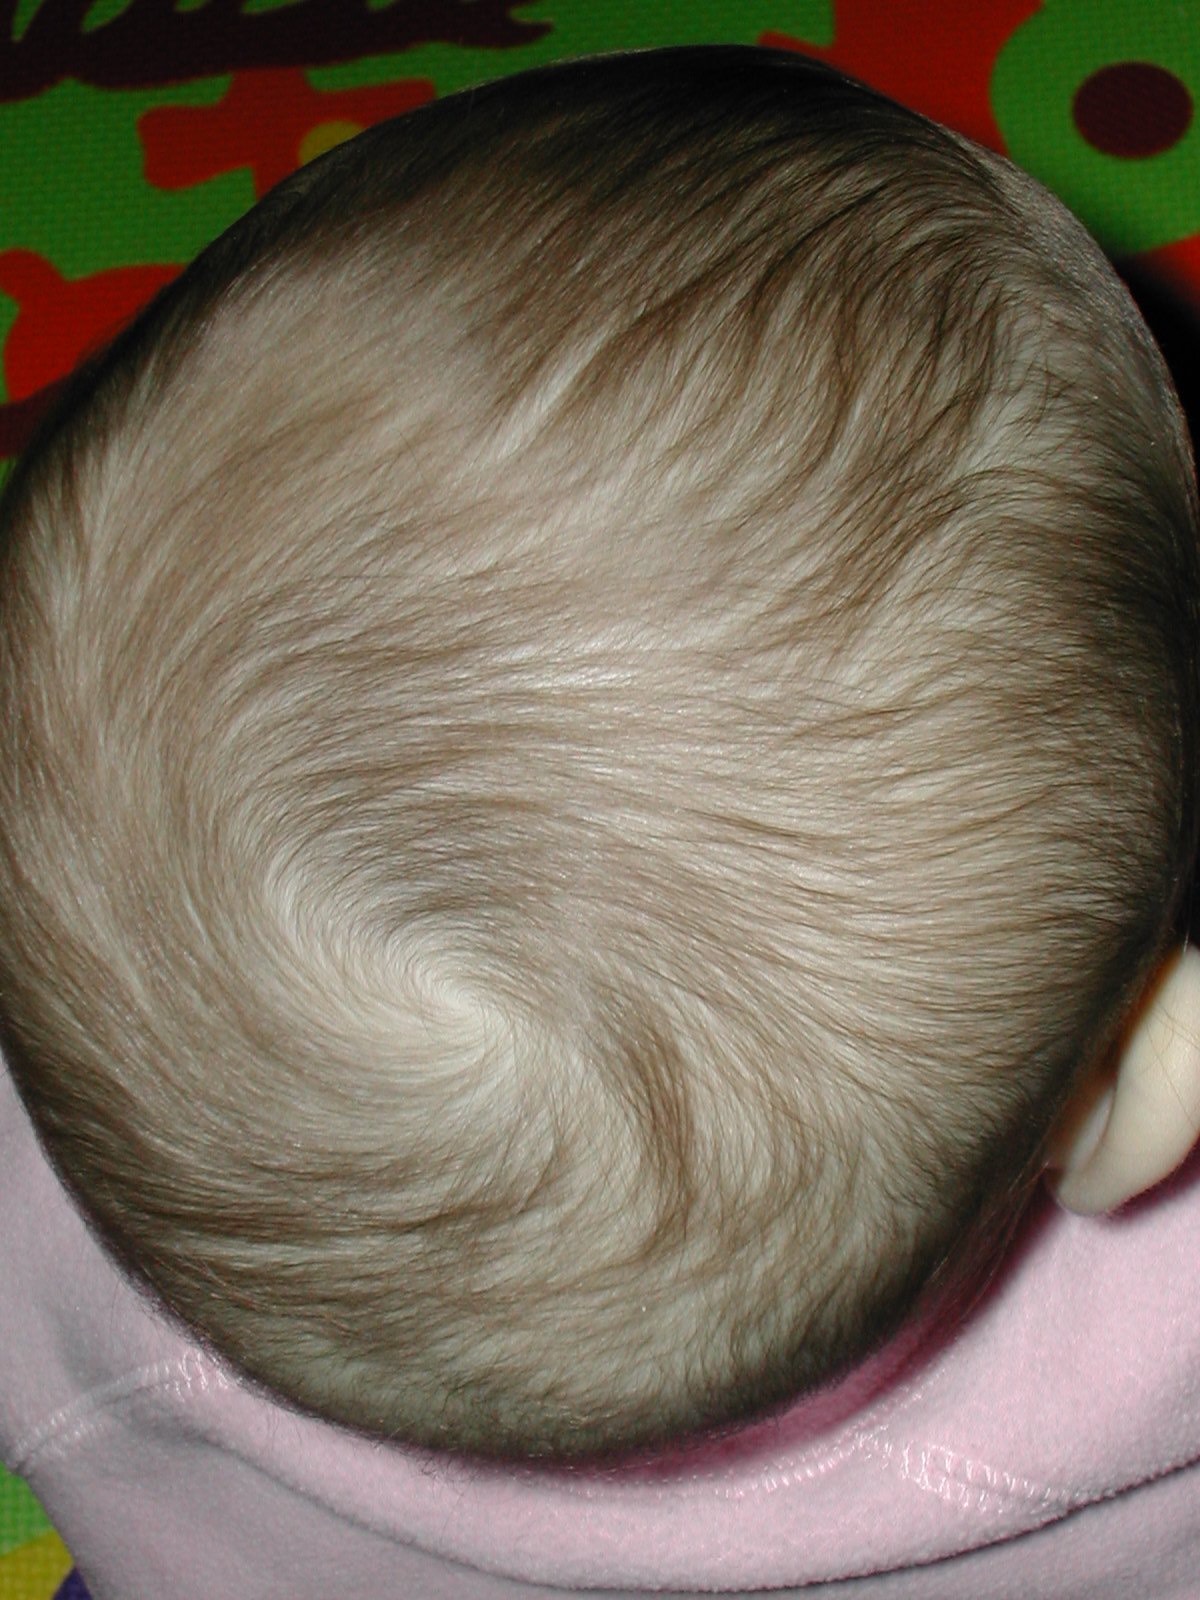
left=0, top=45, right=1197, bottom=1461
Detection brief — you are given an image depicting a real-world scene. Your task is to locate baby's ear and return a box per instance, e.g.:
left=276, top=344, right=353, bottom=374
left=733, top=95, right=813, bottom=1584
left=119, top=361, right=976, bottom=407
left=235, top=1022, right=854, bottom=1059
left=1048, top=945, right=1200, bottom=1215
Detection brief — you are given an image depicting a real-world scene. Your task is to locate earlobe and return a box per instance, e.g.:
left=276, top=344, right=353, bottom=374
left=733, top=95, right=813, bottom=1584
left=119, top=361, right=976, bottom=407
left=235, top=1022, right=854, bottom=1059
left=1050, top=945, right=1200, bottom=1216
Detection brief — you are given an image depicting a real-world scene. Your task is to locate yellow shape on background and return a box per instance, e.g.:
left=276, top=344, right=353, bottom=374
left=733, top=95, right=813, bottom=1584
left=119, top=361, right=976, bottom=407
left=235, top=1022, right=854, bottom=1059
left=299, top=119, right=365, bottom=166
left=0, top=1529, right=74, bottom=1599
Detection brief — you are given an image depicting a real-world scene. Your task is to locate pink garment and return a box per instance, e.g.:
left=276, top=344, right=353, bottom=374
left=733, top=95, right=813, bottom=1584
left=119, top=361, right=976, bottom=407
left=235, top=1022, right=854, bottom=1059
left=3, top=1054, right=1200, bottom=1600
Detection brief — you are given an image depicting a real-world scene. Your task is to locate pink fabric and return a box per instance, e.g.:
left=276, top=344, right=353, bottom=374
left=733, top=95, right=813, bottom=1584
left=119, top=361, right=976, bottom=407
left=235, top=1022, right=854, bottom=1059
left=4, top=1054, right=1200, bottom=1598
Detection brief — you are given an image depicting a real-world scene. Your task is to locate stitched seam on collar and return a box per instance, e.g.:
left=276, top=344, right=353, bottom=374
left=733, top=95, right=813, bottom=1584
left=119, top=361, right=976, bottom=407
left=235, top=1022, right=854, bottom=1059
left=857, top=1429, right=1076, bottom=1517
left=13, top=1349, right=231, bottom=1472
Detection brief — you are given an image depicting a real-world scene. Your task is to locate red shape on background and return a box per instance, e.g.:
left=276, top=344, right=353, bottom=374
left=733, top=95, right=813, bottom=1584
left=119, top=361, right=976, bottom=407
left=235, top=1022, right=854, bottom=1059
left=2, top=69, right=435, bottom=460
left=140, top=68, right=436, bottom=198
left=0, top=382, right=64, bottom=461
left=1139, top=230, right=1200, bottom=299
left=762, top=0, right=1043, bottom=153
left=0, top=248, right=180, bottom=400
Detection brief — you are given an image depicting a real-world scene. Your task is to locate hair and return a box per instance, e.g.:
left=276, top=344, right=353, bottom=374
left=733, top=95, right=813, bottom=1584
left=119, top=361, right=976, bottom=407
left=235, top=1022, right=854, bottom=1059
left=0, top=45, right=1197, bottom=1460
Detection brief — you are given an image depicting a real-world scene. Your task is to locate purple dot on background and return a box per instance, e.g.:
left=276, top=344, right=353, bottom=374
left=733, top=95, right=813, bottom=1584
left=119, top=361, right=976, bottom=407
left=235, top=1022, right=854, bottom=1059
left=54, top=1571, right=93, bottom=1600
left=1073, top=61, right=1193, bottom=158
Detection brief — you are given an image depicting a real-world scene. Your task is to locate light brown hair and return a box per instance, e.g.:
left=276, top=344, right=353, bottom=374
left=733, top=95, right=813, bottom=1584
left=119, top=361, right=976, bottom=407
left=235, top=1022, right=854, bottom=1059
left=1, top=46, right=1197, bottom=1458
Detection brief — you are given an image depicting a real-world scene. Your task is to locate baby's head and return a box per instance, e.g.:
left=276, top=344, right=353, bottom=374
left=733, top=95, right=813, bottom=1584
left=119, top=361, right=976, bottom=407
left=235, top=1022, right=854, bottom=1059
left=1, top=46, right=1197, bottom=1460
